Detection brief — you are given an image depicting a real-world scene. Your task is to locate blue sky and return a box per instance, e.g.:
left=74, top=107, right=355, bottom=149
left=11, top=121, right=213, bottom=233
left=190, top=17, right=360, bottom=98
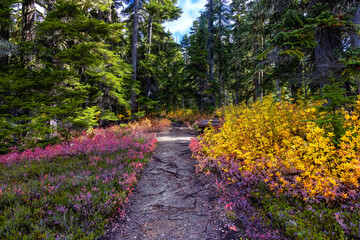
left=163, top=0, right=207, bottom=43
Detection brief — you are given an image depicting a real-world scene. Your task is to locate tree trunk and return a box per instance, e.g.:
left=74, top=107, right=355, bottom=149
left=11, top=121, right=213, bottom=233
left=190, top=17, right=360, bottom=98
left=197, top=95, right=203, bottom=111
left=131, top=0, right=140, bottom=113
left=146, top=16, right=152, bottom=98
left=107, top=8, right=112, bottom=23
left=0, top=2, right=11, bottom=66
left=98, top=10, right=106, bottom=22
left=98, top=8, right=112, bottom=23
left=21, top=0, right=35, bottom=66
left=207, top=0, right=214, bottom=105
left=276, top=78, right=281, bottom=100
left=253, top=38, right=262, bottom=102
left=350, top=2, right=360, bottom=49
left=352, top=3, right=360, bottom=94
left=235, top=71, right=240, bottom=105
left=260, top=70, right=265, bottom=98
left=314, top=26, right=342, bottom=82
left=22, top=0, right=35, bottom=42
left=218, top=0, right=224, bottom=107
left=254, top=73, right=260, bottom=102
left=46, top=0, right=56, bottom=13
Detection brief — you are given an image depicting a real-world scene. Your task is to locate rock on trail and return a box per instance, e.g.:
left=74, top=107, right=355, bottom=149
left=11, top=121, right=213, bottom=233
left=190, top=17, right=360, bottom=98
left=102, top=124, right=239, bottom=240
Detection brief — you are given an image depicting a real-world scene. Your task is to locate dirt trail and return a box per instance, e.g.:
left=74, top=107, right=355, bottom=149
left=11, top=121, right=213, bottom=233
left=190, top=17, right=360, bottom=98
left=103, top=124, right=238, bottom=240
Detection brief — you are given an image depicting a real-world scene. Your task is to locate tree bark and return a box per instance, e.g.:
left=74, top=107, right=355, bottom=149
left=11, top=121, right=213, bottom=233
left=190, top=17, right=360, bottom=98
left=22, top=0, right=35, bottom=42
left=351, top=2, right=360, bottom=94
left=131, top=0, right=140, bottom=113
left=235, top=71, right=240, bottom=105
left=46, top=0, right=56, bottom=14
left=218, top=0, right=224, bottom=107
left=350, top=2, right=360, bottom=48
left=207, top=0, right=214, bottom=105
left=146, top=16, right=152, bottom=98
left=0, top=2, right=11, bottom=66
left=314, top=26, right=342, bottom=82
left=98, top=10, right=106, bottom=22
left=98, top=8, right=112, bottom=23
left=276, top=78, right=281, bottom=100
left=107, top=7, right=112, bottom=23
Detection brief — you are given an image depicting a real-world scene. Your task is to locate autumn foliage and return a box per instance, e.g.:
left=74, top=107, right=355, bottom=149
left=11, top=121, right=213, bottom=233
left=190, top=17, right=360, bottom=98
left=192, top=96, right=360, bottom=202
left=0, top=125, right=158, bottom=238
left=126, top=118, right=172, bottom=132
left=190, top=96, right=360, bottom=238
left=165, top=108, right=211, bottom=126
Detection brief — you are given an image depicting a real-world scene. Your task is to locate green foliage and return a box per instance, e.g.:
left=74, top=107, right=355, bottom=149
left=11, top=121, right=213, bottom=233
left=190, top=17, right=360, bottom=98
left=340, top=47, right=360, bottom=79
left=71, top=106, right=101, bottom=130
left=146, top=0, right=182, bottom=22
left=0, top=65, right=81, bottom=153
left=313, top=77, right=355, bottom=145
left=139, top=32, right=185, bottom=111
left=272, top=9, right=317, bottom=60
left=100, top=110, right=119, bottom=121
left=252, top=183, right=357, bottom=240
left=0, top=0, right=16, bottom=32
left=0, top=128, right=155, bottom=239
left=133, top=111, right=146, bottom=119
left=282, top=9, right=304, bottom=29
left=137, top=95, right=159, bottom=112
left=308, top=3, right=350, bottom=28
left=123, top=0, right=182, bottom=114
left=183, top=13, right=212, bottom=110
left=0, top=1, right=131, bottom=152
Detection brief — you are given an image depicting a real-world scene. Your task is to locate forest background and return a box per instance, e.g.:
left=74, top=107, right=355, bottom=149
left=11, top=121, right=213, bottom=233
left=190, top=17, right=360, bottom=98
left=0, top=0, right=360, bottom=153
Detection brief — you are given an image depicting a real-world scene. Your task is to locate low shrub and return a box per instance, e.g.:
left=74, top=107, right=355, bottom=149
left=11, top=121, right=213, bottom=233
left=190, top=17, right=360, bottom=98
left=0, top=125, right=157, bottom=239
left=126, top=118, right=172, bottom=132
left=165, top=108, right=211, bottom=126
left=191, top=96, right=360, bottom=239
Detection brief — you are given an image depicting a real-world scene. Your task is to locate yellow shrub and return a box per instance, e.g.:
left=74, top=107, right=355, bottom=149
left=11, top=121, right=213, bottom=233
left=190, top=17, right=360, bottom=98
left=197, top=96, right=360, bottom=201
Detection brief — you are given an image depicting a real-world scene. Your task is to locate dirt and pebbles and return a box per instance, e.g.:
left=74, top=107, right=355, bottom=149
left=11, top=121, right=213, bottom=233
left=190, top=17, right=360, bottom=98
left=102, top=123, right=241, bottom=240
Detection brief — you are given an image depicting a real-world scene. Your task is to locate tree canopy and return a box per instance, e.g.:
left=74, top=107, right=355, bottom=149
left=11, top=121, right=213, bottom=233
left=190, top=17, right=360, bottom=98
left=0, top=0, right=359, bottom=152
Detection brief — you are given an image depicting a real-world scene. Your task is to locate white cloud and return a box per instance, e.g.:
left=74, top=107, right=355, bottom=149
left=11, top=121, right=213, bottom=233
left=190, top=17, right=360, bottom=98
left=163, top=0, right=207, bottom=41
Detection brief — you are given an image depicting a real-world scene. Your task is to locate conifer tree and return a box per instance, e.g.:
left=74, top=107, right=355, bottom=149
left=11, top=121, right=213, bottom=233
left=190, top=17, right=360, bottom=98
left=21, top=0, right=35, bottom=42
left=142, top=0, right=181, bottom=102
left=0, top=0, right=131, bottom=152
left=0, top=0, right=17, bottom=66
left=186, top=13, right=210, bottom=110
left=207, top=0, right=214, bottom=100
left=131, top=0, right=140, bottom=113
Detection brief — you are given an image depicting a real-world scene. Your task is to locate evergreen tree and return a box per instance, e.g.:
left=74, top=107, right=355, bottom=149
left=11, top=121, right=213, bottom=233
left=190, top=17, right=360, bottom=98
left=187, top=13, right=210, bottom=110
left=228, top=0, right=254, bottom=103
left=0, top=0, right=131, bottom=152
left=207, top=0, right=214, bottom=103
left=213, top=0, right=231, bottom=106
left=131, top=0, right=140, bottom=113
left=141, top=0, right=181, bottom=106
left=0, top=0, right=17, bottom=67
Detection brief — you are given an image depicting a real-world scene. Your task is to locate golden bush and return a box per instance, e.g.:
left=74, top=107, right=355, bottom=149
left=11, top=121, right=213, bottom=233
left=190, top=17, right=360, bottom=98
left=197, top=96, right=360, bottom=201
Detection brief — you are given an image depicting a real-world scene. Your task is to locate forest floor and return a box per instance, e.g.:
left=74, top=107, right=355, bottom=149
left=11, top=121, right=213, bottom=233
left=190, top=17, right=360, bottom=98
left=102, top=123, right=241, bottom=240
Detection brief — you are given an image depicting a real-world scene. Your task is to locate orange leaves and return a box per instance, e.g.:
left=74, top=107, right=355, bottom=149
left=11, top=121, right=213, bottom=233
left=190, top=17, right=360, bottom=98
left=126, top=118, right=171, bottom=132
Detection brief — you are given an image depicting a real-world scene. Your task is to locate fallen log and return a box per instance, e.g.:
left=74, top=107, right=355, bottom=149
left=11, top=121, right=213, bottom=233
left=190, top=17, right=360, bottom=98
left=197, top=118, right=222, bottom=131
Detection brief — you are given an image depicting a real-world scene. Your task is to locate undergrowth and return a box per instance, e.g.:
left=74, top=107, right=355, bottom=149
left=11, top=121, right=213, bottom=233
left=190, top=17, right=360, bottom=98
left=0, top=125, right=158, bottom=239
left=190, top=96, right=360, bottom=239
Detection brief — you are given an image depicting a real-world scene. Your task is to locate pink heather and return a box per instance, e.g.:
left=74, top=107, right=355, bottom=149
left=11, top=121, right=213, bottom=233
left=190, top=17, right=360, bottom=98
left=0, top=127, right=157, bottom=165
